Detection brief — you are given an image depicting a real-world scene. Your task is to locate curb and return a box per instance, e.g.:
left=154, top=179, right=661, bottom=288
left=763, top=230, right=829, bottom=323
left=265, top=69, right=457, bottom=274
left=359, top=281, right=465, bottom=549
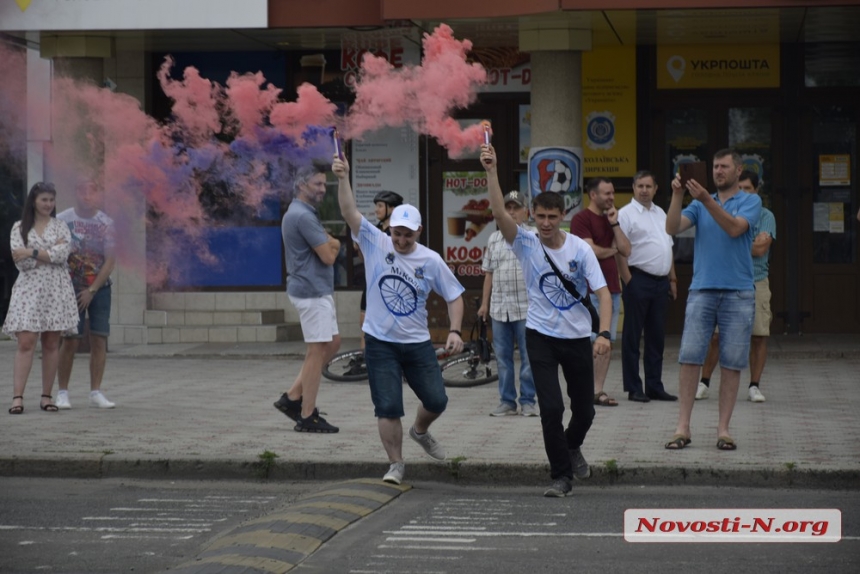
left=166, top=478, right=410, bottom=574
left=2, top=456, right=857, bottom=489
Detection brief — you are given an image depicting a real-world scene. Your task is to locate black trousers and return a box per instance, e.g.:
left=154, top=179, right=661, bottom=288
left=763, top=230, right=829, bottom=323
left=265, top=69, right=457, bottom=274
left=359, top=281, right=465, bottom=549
left=525, top=329, right=594, bottom=480
left=621, top=269, right=670, bottom=394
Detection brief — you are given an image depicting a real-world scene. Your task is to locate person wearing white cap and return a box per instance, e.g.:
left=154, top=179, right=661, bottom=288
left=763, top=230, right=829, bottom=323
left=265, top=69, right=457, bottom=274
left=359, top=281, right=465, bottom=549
left=333, top=154, right=466, bottom=486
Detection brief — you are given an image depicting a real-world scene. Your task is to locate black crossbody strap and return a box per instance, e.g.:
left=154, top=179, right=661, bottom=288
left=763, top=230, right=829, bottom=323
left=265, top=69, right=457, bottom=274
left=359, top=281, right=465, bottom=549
left=540, top=243, right=601, bottom=333
left=541, top=244, right=583, bottom=300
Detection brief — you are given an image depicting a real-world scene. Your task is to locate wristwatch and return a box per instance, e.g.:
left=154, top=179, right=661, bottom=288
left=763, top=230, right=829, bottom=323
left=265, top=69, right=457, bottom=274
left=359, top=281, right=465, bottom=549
left=597, top=330, right=611, bottom=340
left=88, top=286, right=97, bottom=294
left=31, top=249, right=38, bottom=259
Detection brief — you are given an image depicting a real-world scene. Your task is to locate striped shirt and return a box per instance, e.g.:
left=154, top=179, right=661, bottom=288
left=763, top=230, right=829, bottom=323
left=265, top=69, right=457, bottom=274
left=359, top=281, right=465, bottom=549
left=481, top=226, right=534, bottom=322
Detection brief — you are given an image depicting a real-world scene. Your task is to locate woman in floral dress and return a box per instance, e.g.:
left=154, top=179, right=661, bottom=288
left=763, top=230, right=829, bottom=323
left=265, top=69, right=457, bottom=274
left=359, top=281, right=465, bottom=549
left=4, top=182, right=79, bottom=414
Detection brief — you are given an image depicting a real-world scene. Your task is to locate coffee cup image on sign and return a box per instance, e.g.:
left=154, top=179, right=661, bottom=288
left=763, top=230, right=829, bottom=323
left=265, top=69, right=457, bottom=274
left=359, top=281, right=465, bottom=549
left=679, top=161, right=707, bottom=189
left=447, top=212, right=468, bottom=236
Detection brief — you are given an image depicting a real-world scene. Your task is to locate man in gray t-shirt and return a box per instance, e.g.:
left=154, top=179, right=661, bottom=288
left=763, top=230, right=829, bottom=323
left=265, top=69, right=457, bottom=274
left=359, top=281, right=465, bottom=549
left=273, top=165, right=342, bottom=433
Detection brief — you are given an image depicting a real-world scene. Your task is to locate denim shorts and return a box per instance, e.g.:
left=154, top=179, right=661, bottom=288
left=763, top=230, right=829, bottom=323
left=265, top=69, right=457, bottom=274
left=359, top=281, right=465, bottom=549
left=589, top=292, right=621, bottom=342
left=69, top=285, right=111, bottom=338
left=364, top=334, right=448, bottom=419
left=679, top=289, right=755, bottom=370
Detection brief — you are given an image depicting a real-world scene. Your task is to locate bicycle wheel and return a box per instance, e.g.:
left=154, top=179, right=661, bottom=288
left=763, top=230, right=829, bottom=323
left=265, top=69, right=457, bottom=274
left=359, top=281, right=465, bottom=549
left=440, top=352, right=499, bottom=388
left=323, top=350, right=369, bottom=382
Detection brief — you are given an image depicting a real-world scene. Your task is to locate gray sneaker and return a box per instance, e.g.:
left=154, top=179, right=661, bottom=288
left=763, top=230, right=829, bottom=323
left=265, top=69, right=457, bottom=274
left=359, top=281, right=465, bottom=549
left=490, top=403, right=518, bottom=417
left=543, top=477, right=573, bottom=497
left=520, top=403, right=538, bottom=417
left=408, top=426, right=446, bottom=461
left=383, top=462, right=406, bottom=485
left=570, top=448, right=592, bottom=480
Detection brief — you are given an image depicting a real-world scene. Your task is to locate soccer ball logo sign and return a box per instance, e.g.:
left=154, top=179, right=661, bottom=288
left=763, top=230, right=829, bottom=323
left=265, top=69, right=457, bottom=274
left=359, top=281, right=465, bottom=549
left=539, top=159, right=573, bottom=193
left=528, top=147, right=583, bottom=219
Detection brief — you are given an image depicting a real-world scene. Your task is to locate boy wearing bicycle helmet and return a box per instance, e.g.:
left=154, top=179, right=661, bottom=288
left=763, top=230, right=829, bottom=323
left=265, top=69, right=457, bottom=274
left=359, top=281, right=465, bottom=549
left=334, top=154, right=465, bottom=486
left=373, top=190, right=403, bottom=232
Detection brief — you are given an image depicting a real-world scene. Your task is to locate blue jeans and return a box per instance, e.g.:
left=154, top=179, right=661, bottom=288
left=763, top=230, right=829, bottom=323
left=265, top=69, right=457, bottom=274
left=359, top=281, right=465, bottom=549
left=679, top=289, right=755, bottom=370
left=364, top=334, right=448, bottom=419
left=491, top=318, right=535, bottom=407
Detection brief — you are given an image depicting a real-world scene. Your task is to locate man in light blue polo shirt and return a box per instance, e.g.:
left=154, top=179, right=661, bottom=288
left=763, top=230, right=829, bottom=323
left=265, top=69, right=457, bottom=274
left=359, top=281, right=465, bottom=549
left=665, top=149, right=761, bottom=452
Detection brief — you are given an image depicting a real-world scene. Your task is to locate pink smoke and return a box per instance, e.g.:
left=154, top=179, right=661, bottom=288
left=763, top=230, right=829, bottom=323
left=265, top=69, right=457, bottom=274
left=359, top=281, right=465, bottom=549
left=0, top=44, right=27, bottom=179
left=345, top=23, right=488, bottom=157
left=0, top=24, right=490, bottom=288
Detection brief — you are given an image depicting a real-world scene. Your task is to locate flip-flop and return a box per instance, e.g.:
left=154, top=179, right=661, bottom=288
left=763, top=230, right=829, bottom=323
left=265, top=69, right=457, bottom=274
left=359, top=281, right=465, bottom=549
left=664, top=435, right=691, bottom=450
left=593, top=392, right=618, bottom=407
left=716, top=436, right=737, bottom=451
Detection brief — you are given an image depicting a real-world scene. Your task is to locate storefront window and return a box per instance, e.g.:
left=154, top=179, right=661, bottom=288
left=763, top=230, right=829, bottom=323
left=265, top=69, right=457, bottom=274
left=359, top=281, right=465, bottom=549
left=665, top=109, right=708, bottom=264
left=805, top=43, right=860, bottom=88
left=811, top=106, right=856, bottom=264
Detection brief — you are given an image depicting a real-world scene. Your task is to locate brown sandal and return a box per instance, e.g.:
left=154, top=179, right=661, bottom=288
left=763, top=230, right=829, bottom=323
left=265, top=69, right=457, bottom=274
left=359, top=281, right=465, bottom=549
left=40, top=394, right=59, bottom=412
left=9, top=395, right=23, bottom=415
left=593, top=391, right=618, bottom=407
left=665, top=434, right=691, bottom=450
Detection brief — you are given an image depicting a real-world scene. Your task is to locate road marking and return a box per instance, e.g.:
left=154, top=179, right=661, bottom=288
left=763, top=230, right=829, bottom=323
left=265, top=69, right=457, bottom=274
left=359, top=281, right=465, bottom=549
left=386, top=530, right=624, bottom=538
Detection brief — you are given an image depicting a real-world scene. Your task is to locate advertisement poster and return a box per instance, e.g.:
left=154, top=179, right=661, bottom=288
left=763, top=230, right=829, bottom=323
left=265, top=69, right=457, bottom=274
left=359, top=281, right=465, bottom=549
left=527, top=146, right=583, bottom=222
left=582, top=45, right=637, bottom=177
left=351, top=127, right=419, bottom=224
left=442, top=171, right=495, bottom=278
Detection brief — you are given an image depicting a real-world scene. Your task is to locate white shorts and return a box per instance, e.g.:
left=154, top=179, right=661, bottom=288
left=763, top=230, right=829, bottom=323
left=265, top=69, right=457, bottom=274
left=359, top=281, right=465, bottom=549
left=288, top=294, right=339, bottom=343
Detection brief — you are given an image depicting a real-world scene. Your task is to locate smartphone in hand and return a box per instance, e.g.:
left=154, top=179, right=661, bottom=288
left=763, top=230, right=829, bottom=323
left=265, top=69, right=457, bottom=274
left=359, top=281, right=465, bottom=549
left=679, top=161, right=707, bottom=189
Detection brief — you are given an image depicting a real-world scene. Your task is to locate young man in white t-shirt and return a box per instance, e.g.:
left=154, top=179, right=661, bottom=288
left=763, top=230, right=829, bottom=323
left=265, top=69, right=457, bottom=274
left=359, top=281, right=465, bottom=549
left=56, top=180, right=116, bottom=410
left=333, top=154, right=465, bottom=486
left=481, top=144, right=613, bottom=497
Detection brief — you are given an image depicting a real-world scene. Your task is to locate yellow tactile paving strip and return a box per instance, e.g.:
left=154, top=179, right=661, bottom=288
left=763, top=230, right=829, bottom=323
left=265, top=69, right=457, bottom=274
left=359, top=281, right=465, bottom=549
left=167, top=478, right=410, bottom=574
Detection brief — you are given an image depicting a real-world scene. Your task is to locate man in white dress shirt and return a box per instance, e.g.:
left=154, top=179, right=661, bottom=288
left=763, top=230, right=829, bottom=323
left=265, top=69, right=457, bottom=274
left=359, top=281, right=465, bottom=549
left=617, top=171, right=678, bottom=402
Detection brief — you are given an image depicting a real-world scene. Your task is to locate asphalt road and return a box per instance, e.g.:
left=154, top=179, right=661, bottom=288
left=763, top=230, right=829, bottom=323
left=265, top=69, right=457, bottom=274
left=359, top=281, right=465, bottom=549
left=2, top=479, right=858, bottom=573
left=0, top=477, right=319, bottom=573
left=294, top=483, right=860, bottom=574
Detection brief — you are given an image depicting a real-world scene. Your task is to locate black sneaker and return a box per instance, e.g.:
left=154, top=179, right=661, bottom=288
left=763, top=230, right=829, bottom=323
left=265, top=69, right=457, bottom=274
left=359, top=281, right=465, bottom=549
left=570, top=448, right=592, bottom=480
left=294, top=409, right=339, bottom=433
left=543, top=477, right=573, bottom=497
left=273, top=393, right=302, bottom=421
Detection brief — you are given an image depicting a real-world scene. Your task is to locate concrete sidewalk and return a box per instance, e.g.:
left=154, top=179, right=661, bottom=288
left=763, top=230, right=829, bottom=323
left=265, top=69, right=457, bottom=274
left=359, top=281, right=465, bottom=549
left=1, top=334, right=858, bottom=488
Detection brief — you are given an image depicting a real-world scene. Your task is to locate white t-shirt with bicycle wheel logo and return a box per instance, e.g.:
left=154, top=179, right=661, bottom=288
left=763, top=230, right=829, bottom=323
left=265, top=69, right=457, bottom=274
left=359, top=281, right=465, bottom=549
left=511, top=228, right=606, bottom=339
left=355, top=218, right=465, bottom=343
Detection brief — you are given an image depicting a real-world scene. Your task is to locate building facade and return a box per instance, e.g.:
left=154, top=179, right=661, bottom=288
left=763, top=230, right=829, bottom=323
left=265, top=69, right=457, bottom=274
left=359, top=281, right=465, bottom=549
left=1, top=0, right=859, bottom=343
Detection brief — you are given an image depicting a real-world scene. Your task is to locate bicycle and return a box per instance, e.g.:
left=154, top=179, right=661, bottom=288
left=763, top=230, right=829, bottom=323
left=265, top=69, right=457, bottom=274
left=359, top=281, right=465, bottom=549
left=322, top=345, right=453, bottom=383
left=439, top=315, right=499, bottom=388
left=323, top=298, right=498, bottom=387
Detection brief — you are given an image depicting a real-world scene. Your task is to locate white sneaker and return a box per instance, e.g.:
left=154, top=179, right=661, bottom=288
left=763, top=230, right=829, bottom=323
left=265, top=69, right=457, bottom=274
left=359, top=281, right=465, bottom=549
left=56, top=391, right=71, bottom=410
left=490, top=403, right=517, bottom=416
left=409, top=426, right=446, bottom=461
left=383, top=462, right=406, bottom=485
left=90, top=391, right=115, bottom=409
left=520, top=403, right=538, bottom=417
left=695, top=382, right=709, bottom=400
left=748, top=386, right=766, bottom=403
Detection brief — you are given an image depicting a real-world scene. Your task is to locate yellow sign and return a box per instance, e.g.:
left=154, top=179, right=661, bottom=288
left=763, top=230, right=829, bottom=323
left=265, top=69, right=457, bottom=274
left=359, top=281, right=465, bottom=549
left=657, top=45, right=780, bottom=89
left=582, top=45, right=637, bottom=178
left=15, top=0, right=32, bottom=11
